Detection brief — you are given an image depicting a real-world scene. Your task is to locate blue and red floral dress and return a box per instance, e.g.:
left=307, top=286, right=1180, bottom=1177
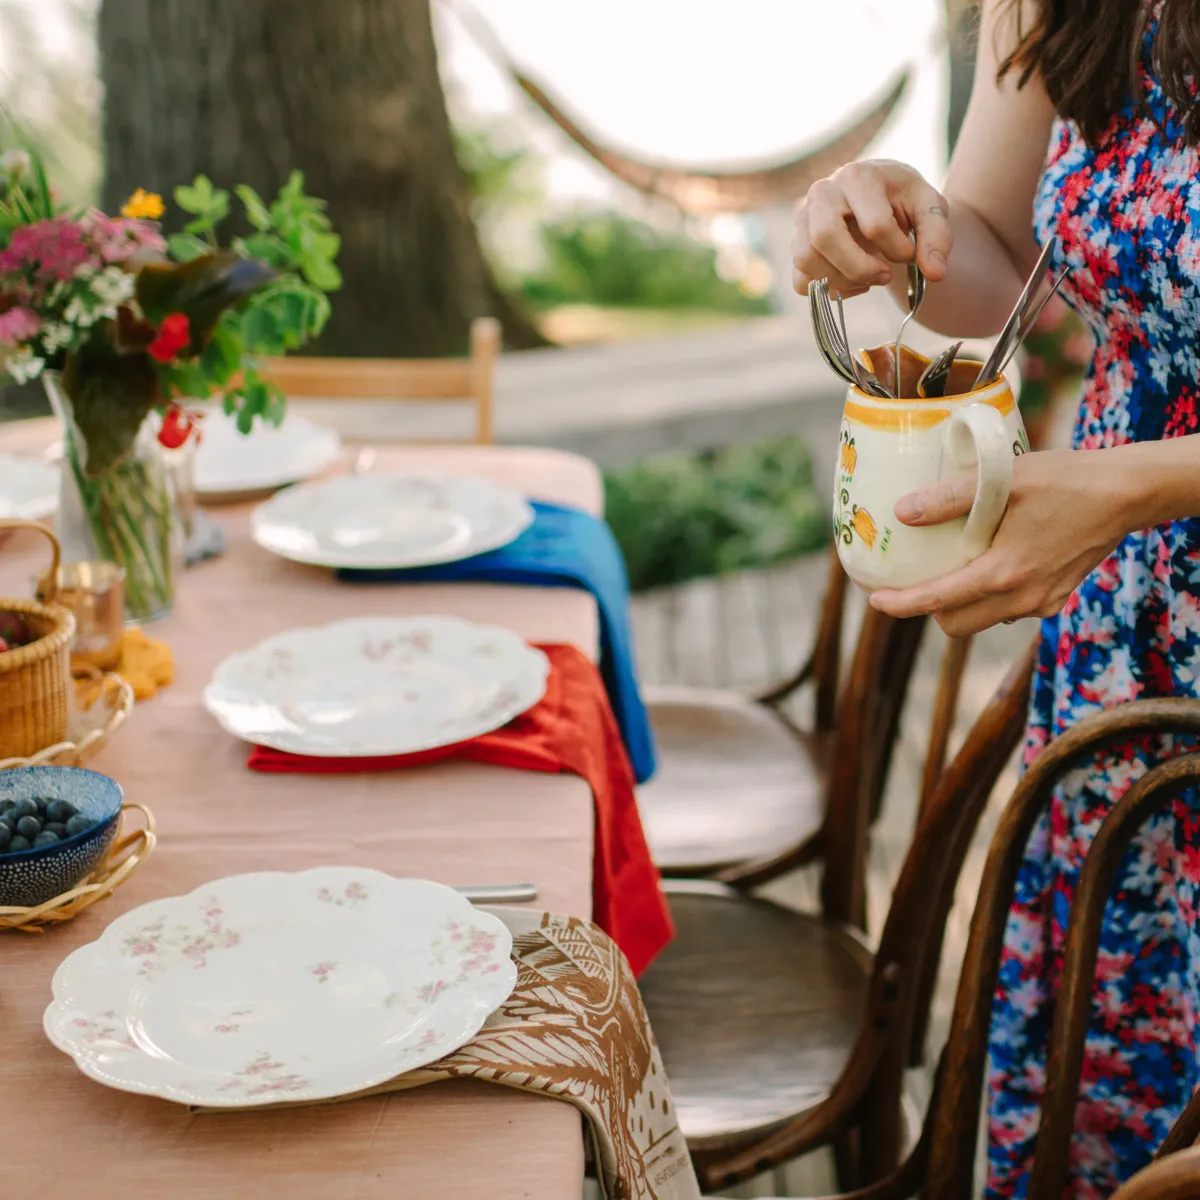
left=985, top=17, right=1200, bottom=1200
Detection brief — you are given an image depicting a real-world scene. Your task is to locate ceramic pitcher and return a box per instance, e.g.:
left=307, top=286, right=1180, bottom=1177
left=832, top=348, right=1030, bottom=592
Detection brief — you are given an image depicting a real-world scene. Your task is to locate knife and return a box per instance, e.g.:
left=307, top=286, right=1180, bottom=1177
left=454, top=884, right=539, bottom=903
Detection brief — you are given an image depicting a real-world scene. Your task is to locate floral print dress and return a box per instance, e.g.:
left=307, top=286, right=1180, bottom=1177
left=985, top=17, right=1200, bottom=1200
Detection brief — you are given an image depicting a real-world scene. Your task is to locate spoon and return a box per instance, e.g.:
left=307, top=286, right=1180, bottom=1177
left=895, top=243, right=926, bottom=397
left=916, top=340, right=963, bottom=398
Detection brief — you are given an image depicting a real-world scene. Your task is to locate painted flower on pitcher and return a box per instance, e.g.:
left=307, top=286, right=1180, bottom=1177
left=310, top=961, right=338, bottom=984
left=852, top=508, right=878, bottom=548
left=839, top=429, right=858, bottom=478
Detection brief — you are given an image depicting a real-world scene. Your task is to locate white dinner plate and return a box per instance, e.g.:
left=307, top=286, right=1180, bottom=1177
left=250, top=472, right=533, bottom=570
left=203, top=614, right=549, bottom=757
left=194, top=409, right=342, bottom=499
left=44, top=868, right=516, bottom=1107
left=0, top=454, right=57, bottom=521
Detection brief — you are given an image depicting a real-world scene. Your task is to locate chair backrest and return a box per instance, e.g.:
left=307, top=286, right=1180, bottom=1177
left=926, top=702, right=1200, bottom=1200
left=257, top=316, right=500, bottom=444
left=1111, top=1147, right=1200, bottom=1200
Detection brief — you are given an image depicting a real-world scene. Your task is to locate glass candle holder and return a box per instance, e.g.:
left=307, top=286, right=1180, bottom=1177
left=37, top=561, right=126, bottom=672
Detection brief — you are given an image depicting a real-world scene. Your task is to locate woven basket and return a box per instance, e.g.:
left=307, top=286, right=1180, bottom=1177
left=0, top=519, right=76, bottom=759
left=0, top=802, right=156, bottom=932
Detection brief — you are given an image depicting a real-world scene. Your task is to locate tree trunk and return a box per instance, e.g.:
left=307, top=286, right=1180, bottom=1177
left=97, top=0, right=544, bottom=356
left=945, top=0, right=980, bottom=160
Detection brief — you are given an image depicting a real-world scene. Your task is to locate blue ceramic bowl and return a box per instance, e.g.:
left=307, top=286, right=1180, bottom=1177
left=0, top=766, right=123, bottom=908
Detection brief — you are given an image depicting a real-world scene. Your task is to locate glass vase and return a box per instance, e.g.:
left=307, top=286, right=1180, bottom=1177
left=43, top=371, right=182, bottom=625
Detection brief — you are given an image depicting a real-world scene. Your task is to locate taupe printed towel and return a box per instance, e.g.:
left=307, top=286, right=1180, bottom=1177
left=194, top=909, right=701, bottom=1200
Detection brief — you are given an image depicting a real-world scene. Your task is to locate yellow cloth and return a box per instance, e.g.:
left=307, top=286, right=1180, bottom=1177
left=76, top=630, right=174, bottom=703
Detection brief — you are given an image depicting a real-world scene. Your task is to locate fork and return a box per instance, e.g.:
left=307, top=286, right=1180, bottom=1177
left=817, top=280, right=892, bottom=397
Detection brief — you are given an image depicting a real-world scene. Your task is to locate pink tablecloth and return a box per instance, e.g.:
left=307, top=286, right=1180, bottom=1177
left=0, top=435, right=604, bottom=1200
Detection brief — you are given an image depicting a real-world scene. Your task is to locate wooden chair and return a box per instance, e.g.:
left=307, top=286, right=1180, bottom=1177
left=635, top=553, right=852, bottom=880
left=257, top=316, right=500, bottom=444
left=638, top=618, right=1033, bottom=1193
left=704, top=697, right=1200, bottom=1200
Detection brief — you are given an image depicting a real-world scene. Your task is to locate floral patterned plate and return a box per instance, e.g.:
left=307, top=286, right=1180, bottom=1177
left=43, top=868, right=517, bottom=1107
left=250, top=472, right=533, bottom=569
left=0, top=454, right=56, bottom=521
left=193, top=409, right=342, bottom=500
left=203, top=615, right=549, bottom=756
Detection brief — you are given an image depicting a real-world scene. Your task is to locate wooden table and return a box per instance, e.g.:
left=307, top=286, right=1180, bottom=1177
left=0, top=428, right=602, bottom=1200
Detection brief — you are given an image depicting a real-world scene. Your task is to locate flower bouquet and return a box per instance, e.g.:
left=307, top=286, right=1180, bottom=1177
left=0, top=147, right=340, bottom=621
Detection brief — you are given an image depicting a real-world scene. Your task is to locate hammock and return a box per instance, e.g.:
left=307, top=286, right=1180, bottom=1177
left=443, top=0, right=911, bottom=214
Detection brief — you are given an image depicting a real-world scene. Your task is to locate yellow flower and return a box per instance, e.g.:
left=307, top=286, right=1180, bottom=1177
left=852, top=507, right=877, bottom=548
left=840, top=441, right=857, bottom=475
left=121, top=189, right=164, bottom=220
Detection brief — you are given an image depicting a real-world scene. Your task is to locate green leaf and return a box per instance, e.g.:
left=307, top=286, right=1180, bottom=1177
left=236, top=233, right=292, bottom=269
left=235, top=184, right=272, bottom=231
left=167, top=232, right=211, bottom=262
left=174, top=175, right=216, bottom=214
left=198, top=318, right=243, bottom=385
left=237, top=300, right=285, bottom=355
left=299, top=255, right=341, bottom=292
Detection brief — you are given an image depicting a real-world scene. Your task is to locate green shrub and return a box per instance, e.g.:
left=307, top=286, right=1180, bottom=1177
left=522, top=212, right=771, bottom=315
left=604, top=435, right=828, bottom=592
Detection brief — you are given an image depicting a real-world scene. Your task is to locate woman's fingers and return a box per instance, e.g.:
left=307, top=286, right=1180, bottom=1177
left=893, top=471, right=977, bottom=525
left=792, top=159, right=951, bottom=295
left=792, top=208, right=875, bottom=298
left=904, top=180, right=954, bottom=280
left=839, top=164, right=916, bottom=263
left=802, top=179, right=893, bottom=288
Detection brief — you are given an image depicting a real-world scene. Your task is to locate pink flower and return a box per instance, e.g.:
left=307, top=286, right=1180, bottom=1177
left=0, top=218, right=91, bottom=281
left=80, top=210, right=166, bottom=263
left=0, top=306, right=39, bottom=345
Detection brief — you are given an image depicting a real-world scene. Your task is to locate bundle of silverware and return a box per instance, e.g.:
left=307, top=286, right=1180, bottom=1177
left=809, top=235, right=1067, bottom=400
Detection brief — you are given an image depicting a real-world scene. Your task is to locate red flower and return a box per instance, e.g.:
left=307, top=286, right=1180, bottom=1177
left=157, top=406, right=201, bottom=449
left=147, top=312, right=191, bottom=363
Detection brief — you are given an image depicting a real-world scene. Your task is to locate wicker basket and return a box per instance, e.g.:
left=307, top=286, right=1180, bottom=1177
left=0, top=519, right=76, bottom=759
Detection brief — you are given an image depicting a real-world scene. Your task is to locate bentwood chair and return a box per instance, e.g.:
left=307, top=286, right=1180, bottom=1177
left=258, top=316, right=500, bottom=444
left=704, top=697, right=1200, bottom=1199
left=639, top=620, right=1034, bottom=1193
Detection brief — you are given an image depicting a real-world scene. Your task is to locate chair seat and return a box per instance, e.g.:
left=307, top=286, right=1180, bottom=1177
left=639, top=883, right=873, bottom=1153
left=637, top=686, right=826, bottom=874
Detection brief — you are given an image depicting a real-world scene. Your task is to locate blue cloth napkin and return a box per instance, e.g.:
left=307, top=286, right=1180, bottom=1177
left=337, top=501, right=656, bottom=783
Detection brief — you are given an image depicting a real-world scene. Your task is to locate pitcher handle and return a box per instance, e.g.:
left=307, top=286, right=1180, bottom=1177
left=944, top=403, right=1013, bottom=560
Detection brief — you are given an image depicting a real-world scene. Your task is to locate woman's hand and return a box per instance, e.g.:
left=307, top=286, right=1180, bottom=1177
left=792, top=159, right=954, bottom=299
left=868, top=448, right=1143, bottom=636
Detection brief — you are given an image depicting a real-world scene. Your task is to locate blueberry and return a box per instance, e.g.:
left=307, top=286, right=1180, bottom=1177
left=65, top=814, right=93, bottom=837
left=16, top=815, right=41, bottom=839
left=7, top=836, right=31, bottom=852
left=0, top=824, right=9, bottom=850
left=44, top=822, right=67, bottom=839
left=33, top=830, right=60, bottom=847
left=45, top=798, right=77, bottom=823
left=9, top=797, right=36, bottom=819
left=0, top=814, right=16, bottom=836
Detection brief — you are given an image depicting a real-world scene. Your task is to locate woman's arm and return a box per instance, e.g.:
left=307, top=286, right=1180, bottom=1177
left=793, top=0, right=1056, bottom=337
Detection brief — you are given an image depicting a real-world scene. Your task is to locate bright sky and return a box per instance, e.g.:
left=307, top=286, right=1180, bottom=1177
left=435, top=0, right=949, bottom=202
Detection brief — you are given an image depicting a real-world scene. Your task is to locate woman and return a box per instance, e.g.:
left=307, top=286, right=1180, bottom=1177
left=792, top=1, right=1200, bottom=1194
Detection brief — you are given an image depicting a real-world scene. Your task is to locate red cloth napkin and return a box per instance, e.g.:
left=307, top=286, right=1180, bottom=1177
left=247, top=643, right=673, bottom=976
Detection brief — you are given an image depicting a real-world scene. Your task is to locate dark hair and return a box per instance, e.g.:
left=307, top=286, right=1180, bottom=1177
left=998, top=0, right=1200, bottom=144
